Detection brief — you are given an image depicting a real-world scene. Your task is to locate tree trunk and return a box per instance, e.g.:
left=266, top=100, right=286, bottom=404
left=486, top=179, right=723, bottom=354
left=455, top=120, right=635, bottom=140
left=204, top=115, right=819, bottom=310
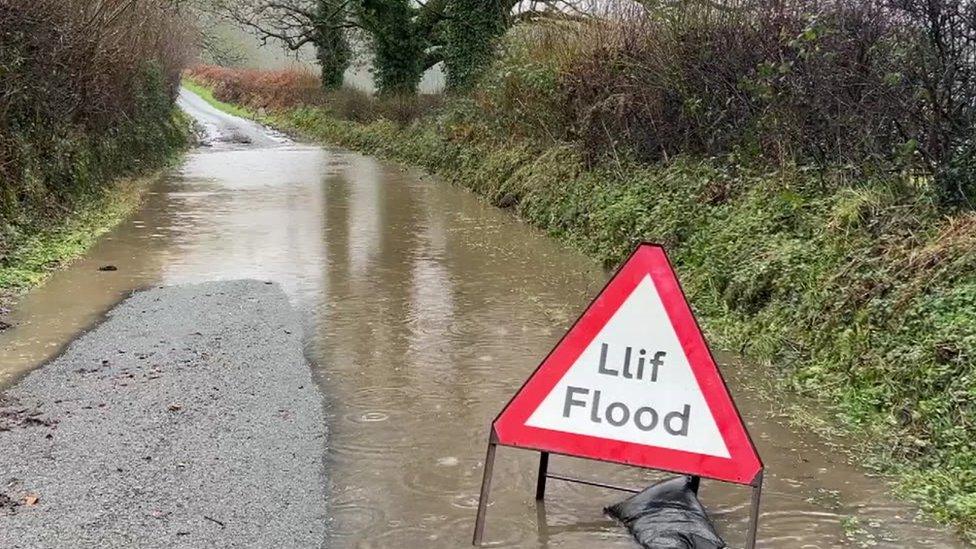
left=314, top=0, right=350, bottom=91
left=444, top=0, right=507, bottom=91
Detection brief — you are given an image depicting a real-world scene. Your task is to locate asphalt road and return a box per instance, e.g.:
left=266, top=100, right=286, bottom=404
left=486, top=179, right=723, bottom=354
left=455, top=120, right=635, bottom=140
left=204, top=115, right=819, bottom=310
left=177, top=88, right=287, bottom=148
left=0, top=280, right=329, bottom=548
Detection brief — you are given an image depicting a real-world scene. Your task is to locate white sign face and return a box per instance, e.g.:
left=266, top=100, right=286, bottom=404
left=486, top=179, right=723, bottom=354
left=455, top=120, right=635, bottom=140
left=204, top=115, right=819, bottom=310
left=525, top=275, right=730, bottom=458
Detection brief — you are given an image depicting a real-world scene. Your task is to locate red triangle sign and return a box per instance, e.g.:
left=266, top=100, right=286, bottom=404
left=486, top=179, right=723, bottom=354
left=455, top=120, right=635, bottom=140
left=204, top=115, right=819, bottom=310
left=494, top=243, right=761, bottom=485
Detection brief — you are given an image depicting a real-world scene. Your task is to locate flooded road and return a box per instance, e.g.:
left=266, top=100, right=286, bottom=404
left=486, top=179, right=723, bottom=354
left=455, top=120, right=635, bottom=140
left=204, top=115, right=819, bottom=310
left=0, top=91, right=967, bottom=548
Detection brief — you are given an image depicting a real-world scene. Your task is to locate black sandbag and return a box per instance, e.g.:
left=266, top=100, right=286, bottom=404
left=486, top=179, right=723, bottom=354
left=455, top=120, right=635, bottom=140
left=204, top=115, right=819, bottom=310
left=605, top=476, right=726, bottom=549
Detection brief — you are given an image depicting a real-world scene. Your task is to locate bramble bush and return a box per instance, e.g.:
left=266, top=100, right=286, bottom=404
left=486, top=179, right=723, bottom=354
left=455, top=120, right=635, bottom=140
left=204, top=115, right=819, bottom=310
left=468, top=1, right=976, bottom=207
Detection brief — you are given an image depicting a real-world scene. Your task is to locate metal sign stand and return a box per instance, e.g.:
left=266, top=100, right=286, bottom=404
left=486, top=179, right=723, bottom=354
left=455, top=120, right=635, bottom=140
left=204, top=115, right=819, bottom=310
left=472, top=429, right=764, bottom=547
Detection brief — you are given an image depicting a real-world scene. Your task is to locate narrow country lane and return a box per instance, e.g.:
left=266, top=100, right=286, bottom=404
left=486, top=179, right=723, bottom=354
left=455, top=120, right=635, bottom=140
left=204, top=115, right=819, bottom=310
left=0, top=90, right=967, bottom=548
left=176, top=88, right=287, bottom=149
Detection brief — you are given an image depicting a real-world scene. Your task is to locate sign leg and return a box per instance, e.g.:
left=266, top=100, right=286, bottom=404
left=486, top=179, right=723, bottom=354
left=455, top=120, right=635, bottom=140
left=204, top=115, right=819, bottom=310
left=472, top=441, right=498, bottom=546
left=745, top=472, right=763, bottom=549
left=535, top=498, right=550, bottom=543
left=535, top=452, right=550, bottom=500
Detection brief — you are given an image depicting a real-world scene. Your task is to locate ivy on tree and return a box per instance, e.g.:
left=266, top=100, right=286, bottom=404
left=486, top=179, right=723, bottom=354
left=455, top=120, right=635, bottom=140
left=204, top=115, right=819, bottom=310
left=212, top=0, right=581, bottom=94
left=443, top=0, right=507, bottom=91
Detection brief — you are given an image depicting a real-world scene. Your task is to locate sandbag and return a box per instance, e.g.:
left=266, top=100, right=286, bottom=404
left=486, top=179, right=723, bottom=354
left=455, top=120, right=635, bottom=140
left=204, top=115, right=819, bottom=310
left=605, top=476, right=726, bottom=549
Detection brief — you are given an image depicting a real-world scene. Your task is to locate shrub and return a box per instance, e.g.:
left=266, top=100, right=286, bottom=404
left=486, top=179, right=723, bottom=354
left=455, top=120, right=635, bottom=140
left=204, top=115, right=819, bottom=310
left=455, top=21, right=583, bottom=145
left=185, top=65, right=326, bottom=111
left=0, top=0, right=192, bottom=254
left=463, top=1, right=976, bottom=206
left=184, top=65, right=443, bottom=125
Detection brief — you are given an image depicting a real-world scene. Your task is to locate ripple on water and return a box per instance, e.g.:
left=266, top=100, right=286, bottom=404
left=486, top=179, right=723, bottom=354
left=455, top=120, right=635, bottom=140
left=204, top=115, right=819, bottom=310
left=327, top=500, right=387, bottom=539
left=399, top=457, right=480, bottom=500
left=342, top=410, right=391, bottom=424
left=357, top=515, right=534, bottom=548
left=343, top=385, right=414, bottom=407
left=450, top=492, right=482, bottom=511
left=328, top=431, right=420, bottom=463
left=734, top=508, right=844, bottom=547
left=329, top=404, right=441, bottom=464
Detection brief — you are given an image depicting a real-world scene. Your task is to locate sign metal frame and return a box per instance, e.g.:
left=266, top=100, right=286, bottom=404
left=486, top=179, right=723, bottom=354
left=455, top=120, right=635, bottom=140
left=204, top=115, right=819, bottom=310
left=471, top=243, right=764, bottom=547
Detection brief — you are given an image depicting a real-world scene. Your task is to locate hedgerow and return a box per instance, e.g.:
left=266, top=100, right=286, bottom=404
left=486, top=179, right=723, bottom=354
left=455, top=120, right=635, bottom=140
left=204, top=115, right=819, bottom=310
left=0, top=0, right=191, bottom=277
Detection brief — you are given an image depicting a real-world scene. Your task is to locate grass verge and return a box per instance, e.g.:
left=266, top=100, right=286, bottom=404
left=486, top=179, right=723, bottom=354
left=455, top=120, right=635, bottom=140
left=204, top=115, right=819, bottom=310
left=0, top=175, right=153, bottom=307
left=181, top=79, right=257, bottom=119
left=0, top=109, right=191, bottom=310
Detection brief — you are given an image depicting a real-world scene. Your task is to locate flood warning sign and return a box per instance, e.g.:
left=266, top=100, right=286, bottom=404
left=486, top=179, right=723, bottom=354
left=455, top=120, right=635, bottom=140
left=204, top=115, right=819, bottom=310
left=524, top=274, right=729, bottom=458
left=493, top=244, right=762, bottom=485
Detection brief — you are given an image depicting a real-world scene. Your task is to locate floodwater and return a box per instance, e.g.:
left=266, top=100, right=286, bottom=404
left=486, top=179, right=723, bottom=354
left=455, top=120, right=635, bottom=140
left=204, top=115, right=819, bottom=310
left=0, top=92, right=967, bottom=548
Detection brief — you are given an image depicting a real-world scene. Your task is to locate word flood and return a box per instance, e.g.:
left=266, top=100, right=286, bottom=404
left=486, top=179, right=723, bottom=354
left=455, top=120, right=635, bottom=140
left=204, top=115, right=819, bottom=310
left=563, top=387, right=690, bottom=436
left=598, top=343, right=667, bottom=381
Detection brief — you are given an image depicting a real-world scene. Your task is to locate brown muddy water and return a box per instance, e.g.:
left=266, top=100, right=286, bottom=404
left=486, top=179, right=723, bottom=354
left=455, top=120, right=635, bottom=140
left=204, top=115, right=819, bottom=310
left=0, top=95, right=968, bottom=548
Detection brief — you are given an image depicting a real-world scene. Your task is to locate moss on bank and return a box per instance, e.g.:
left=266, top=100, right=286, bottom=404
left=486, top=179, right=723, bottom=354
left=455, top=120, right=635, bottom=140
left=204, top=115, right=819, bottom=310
left=0, top=108, right=190, bottom=307
left=184, top=77, right=976, bottom=540
left=1, top=174, right=151, bottom=304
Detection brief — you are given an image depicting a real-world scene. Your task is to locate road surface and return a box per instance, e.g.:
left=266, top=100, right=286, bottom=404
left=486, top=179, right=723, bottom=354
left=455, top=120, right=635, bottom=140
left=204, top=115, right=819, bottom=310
left=177, top=88, right=287, bottom=149
left=0, top=281, right=329, bottom=548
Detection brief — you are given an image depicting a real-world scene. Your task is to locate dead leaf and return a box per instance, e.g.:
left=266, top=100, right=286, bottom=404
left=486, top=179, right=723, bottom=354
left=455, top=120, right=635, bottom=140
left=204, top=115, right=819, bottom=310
left=23, top=494, right=38, bottom=506
left=167, top=404, right=181, bottom=412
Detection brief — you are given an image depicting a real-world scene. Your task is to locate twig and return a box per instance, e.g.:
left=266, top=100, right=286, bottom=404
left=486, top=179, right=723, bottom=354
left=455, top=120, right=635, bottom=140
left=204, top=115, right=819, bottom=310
left=204, top=515, right=226, bottom=528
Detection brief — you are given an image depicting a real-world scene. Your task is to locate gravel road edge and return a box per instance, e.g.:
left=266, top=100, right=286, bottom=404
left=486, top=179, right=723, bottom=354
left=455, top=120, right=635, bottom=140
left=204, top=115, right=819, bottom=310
left=0, top=280, right=329, bottom=548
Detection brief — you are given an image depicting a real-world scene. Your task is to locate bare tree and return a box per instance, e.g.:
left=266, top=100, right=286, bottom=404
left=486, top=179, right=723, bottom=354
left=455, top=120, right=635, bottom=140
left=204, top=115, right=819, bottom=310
left=208, top=0, right=354, bottom=88
left=203, top=0, right=588, bottom=93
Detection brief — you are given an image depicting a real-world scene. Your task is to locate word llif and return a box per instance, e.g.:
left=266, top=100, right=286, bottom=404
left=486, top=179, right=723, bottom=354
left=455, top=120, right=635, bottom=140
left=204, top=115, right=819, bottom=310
left=562, top=342, right=691, bottom=435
